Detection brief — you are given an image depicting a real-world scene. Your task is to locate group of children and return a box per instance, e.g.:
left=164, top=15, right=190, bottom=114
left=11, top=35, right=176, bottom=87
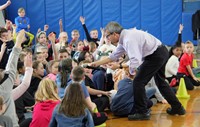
left=0, top=3, right=200, bottom=127
left=165, top=24, right=200, bottom=90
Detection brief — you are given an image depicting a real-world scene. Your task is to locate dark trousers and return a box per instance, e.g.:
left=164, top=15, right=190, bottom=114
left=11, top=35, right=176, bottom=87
left=177, top=73, right=200, bottom=90
left=19, top=118, right=32, bottom=127
left=92, top=95, right=109, bottom=112
left=133, top=45, right=182, bottom=113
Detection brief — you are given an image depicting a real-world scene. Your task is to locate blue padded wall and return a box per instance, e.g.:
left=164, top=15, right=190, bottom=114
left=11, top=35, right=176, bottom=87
left=141, top=0, right=161, bottom=39
left=161, top=0, right=182, bottom=45
left=182, top=12, right=197, bottom=45
left=3, top=0, right=184, bottom=45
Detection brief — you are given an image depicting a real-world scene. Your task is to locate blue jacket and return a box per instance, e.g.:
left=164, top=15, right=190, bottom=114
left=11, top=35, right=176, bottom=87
left=110, top=78, right=156, bottom=116
left=15, top=16, right=30, bottom=32
left=110, top=78, right=134, bottom=116
left=49, top=104, right=94, bottom=127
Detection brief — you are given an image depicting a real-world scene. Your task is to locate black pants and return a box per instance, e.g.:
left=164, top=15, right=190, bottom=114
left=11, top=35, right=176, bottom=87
left=92, top=95, right=109, bottom=112
left=177, top=73, right=200, bottom=90
left=19, top=118, right=32, bottom=127
left=133, top=45, right=182, bottom=113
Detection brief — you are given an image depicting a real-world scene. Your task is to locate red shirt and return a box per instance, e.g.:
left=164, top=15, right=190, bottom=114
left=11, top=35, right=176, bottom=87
left=30, top=100, right=60, bottom=127
left=178, top=53, right=193, bottom=76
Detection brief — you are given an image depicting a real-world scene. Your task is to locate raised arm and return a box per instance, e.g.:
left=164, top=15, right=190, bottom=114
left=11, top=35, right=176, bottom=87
left=48, top=32, right=58, bottom=60
left=12, top=54, right=33, bottom=100
left=0, top=43, right=6, bottom=62
left=0, top=30, right=25, bottom=91
left=80, top=16, right=92, bottom=42
left=0, top=0, right=11, bottom=11
left=175, top=24, right=183, bottom=46
left=43, top=24, right=49, bottom=32
left=59, top=19, right=63, bottom=33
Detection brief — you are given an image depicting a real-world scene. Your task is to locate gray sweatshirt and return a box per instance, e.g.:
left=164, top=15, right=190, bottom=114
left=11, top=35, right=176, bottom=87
left=0, top=47, right=21, bottom=127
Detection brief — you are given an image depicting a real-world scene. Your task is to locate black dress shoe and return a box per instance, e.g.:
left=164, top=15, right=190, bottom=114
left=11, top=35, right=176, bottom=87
left=128, top=112, right=150, bottom=120
left=166, top=106, right=186, bottom=115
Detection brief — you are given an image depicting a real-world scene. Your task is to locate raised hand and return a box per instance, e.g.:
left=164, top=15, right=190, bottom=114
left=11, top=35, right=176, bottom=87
left=37, top=28, right=41, bottom=33
left=44, top=25, right=49, bottom=32
left=79, top=16, right=85, bottom=24
left=100, top=27, right=105, bottom=37
left=48, top=32, right=56, bottom=43
left=6, top=0, right=11, bottom=6
left=24, top=54, right=32, bottom=68
left=179, top=24, right=184, bottom=33
left=5, top=20, right=12, bottom=29
left=59, top=19, right=63, bottom=26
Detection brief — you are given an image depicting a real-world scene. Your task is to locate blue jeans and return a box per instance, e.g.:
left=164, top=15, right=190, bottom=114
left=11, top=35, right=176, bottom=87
left=146, top=87, right=156, bottom=98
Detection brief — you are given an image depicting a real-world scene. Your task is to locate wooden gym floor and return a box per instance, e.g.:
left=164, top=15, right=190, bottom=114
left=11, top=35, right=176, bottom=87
left=106, top=88, right=200, bottom=127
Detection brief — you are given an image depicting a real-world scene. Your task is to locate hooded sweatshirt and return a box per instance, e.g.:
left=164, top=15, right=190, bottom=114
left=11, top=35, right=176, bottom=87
left=29, top=100, right=60, bottom=127
left=0, top=47, right=21, bottom=127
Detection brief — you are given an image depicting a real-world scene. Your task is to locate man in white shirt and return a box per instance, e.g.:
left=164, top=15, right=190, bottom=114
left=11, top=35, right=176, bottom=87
left=90, top=22, right=185, bottom=120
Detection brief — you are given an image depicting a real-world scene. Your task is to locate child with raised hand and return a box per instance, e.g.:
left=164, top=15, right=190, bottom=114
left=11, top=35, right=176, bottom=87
left=177, top=41, right=200, bottom=90
left=29, top=79, right=60, bottom=127
left=80, top=16, right=99, bottom=46
left=55, top=32, right=68, bottom=53
left=175, top=24, right=184, bottom=49
left=13, top=55, right=34, bottom=124
left=15, top=8, right=30, bottom=33
left=12, top=54, right=33, bottom=100
left=49, top=82, right=94, bottom=127
left=0, top=30, right=26, bottom=127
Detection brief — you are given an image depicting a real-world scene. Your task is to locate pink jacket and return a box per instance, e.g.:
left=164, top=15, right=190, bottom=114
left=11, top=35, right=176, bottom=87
left=29, top=100, right=60, bottom=127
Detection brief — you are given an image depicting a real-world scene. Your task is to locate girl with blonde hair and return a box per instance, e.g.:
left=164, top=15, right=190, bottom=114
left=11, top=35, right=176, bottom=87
left=29, top=78, right=60, bottom=127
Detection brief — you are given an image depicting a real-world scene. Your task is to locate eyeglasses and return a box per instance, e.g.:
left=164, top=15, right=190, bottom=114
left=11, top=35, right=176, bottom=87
left=106, top=32, right=113, bottom=38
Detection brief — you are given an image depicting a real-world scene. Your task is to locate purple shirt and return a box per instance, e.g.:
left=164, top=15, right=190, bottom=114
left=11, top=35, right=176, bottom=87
left=109, top=28, right=162, bottom=74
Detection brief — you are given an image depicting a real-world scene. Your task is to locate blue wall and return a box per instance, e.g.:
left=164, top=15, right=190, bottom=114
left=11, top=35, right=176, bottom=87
left=182, top=12, right=197, bottom=45
left=1, top=0, right=185, bottom=45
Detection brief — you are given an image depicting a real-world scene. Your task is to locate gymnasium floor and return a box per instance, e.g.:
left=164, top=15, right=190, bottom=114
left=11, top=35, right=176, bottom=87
left=106, top=88, right=200, bottom=127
